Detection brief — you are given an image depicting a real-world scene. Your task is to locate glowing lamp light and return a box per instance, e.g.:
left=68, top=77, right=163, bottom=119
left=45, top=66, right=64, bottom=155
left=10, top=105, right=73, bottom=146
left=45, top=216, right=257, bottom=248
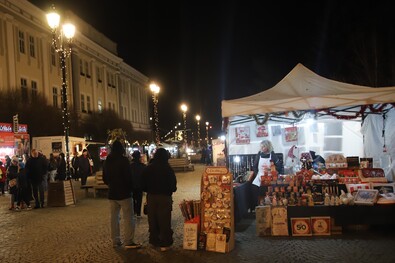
left=62, top=23, right=76, bottom=39
left=46, top=11, right=60, bottom=29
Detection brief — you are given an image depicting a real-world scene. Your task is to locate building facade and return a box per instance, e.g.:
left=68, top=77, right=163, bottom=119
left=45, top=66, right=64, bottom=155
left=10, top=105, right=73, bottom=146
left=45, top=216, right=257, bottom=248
left=0, top=0, right=151, bottom=135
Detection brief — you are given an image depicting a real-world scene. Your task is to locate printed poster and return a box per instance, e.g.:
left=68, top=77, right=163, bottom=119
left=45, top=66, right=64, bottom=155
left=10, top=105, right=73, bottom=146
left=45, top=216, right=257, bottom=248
left=235, top=127, right=250, bottom=144
left=183, top=223, right=198, bottom=250
left=256, top=125, right=269, bottom=137
left=284, top=127, right=298, bottom=142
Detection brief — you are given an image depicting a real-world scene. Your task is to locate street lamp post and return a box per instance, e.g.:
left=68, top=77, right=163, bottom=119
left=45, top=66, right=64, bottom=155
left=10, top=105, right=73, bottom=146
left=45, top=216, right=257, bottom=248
left=181, top=104, right=188, bottom=152
left=195, top=115, right=201, bottom=147
left=150, top=83, right=160, bottom=145
left=205, top=121, right=209, bottom=144
left=47, top=5, right=75, bottom=179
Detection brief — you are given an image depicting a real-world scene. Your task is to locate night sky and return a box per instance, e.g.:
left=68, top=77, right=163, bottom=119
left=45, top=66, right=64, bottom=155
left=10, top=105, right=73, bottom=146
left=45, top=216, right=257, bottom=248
left=29, top=0, right=395, bottom=139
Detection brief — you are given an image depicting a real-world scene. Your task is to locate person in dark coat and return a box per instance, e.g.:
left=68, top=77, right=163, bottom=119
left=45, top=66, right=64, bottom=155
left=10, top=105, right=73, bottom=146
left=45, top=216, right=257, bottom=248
left=76, top=149, right=92, bottom=186
left=7, top=156, right=19, bottom=210
left=103, top=140, right=141, bottom=249
left=56, top=152, right=67, bottom=181
left=25, top=149, right=47, bottom=209
left=130, top=150, right=146, bottom=217
left=142, top=148, right=177, bottom=251
left=16, top=162, right=31, bottom=209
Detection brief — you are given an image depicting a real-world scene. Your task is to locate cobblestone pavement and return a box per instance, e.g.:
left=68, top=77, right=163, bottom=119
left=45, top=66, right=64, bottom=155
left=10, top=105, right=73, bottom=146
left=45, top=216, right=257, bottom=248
left=1, top=164, right=395, bottom=263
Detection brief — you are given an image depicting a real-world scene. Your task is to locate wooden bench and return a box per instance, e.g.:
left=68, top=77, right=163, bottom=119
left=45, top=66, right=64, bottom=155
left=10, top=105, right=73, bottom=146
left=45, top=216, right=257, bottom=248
left=168, top=158, right=195, bottom=172
left=81, top=171, right=108, bottom=198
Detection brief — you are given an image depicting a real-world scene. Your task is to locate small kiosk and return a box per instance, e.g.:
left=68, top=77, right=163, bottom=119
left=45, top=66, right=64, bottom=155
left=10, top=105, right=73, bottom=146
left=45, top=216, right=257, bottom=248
left=0, top=122, right=30, bottom=162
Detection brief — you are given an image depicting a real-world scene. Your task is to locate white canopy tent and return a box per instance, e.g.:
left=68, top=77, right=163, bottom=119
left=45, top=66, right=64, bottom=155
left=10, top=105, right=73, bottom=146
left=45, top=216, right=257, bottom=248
left=221, top=63, right=395, bottom=181
left=222, top=63, right=395, bottom=117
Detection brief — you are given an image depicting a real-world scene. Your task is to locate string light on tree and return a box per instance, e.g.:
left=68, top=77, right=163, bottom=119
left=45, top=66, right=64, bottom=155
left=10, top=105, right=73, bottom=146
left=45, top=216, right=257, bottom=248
left=149, top=82, right=160, bottom=145
left=181, top=103, right=188, bottom=151
left=196, top=115, right=201, bottom=147
left=46, top=5, right=75, bottom=179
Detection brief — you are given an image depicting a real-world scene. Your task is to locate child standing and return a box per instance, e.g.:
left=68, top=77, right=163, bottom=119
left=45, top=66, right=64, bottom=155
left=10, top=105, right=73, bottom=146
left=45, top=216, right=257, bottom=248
left=7, top=157, right=19, bottom=210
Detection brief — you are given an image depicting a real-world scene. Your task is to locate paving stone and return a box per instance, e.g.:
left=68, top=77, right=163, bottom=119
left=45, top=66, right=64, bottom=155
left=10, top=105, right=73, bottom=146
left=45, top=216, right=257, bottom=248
left=1, top=165, right=395, bottom=263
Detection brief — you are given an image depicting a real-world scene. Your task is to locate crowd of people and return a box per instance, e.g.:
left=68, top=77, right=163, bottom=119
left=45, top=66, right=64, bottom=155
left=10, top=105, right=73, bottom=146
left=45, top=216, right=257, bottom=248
left=2, top=141, right=178, bottom=252
left=0, top=149, right=93, bottom=210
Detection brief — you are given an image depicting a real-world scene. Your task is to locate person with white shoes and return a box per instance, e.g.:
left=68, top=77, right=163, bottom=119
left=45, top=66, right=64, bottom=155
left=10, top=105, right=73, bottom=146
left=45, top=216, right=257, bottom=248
left=103, top=140, right=142, bottom=249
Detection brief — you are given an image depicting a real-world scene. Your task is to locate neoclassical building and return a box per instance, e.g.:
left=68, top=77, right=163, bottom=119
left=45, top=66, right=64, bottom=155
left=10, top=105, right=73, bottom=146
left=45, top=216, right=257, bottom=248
left=0, top=0, right=151, bottom=135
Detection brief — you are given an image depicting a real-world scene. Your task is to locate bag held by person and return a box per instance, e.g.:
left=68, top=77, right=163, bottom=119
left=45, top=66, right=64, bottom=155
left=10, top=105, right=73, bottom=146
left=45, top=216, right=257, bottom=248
left=9, top=178, right=17, bottom=188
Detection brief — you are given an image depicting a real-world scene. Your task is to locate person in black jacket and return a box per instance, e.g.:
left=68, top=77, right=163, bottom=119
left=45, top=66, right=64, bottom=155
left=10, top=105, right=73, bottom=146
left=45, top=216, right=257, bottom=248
left=16, top=162, right=31, bottom=210
left=142, top=148, right=177, bottom=252
left=130, top=150, right=146, bottom=217
left=25, top=149, right=47, bottom=209
left=56, top=152, right=66, bottom=181
left=103, top=140, right=141, bottom=249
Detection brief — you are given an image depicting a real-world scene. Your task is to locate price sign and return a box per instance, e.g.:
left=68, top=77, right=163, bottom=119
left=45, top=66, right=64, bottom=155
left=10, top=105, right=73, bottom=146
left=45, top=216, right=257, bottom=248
left=291, top=218, right=312, bottom=236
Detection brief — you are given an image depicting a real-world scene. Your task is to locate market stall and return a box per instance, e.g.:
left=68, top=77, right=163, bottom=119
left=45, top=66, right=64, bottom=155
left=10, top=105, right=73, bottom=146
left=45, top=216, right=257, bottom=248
left=0, top=122, right=30, bottom=162
left=221, top=63, right=395, bottom=231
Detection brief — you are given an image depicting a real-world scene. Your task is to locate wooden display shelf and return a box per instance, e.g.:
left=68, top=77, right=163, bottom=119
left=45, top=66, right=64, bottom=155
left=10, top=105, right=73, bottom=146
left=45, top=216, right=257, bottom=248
left=200, top=167, right=235, bottom=253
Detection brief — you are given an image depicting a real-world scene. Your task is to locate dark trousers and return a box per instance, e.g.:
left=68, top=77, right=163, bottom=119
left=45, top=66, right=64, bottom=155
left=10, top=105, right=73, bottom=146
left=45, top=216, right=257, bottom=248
left=133, top=190, right=143, bottom=216
left=80, top=174, right=87, bottom=186
left=32, top=182, right=45, bottom=207
left=17, top=187, right=31, bottom=207
left=0, top=182, right=4, bottom=194
left=147, top=194, right=173, bottom=247
left=251, top=184, right=261, bottom=209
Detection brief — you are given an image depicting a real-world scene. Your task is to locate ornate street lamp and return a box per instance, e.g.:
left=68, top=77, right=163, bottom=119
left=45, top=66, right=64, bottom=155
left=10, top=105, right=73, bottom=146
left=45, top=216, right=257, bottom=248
left=149, top=83, right=160, bottom=145
left=46, top=5, right=75, bottom=179
left=180, top=103, right=188, bottom=151
left=195, top=115, right=201, bottom=147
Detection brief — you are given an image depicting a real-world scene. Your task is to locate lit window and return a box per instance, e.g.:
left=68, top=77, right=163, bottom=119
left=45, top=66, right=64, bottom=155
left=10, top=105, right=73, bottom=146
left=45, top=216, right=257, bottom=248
left=98, top=99, right=102, bottom=113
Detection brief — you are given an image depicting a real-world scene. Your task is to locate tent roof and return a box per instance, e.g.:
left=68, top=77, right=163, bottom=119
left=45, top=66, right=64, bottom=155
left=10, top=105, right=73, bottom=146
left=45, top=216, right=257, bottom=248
left=221, top=63, right=395, bottom=117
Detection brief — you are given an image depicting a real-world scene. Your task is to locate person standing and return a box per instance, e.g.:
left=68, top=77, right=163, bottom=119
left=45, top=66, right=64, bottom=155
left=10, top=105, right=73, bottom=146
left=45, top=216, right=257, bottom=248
left=48, top=153, right=58, bottom=182
left=56, top=152, right=67, bottom=181
left=6, top=157, right=19, bottom=210
left=142, top=148, right=177, bottom=251
left=16, top=161, right=31, bottom=210
left=25, top=149, right=47, bottom=209
left=250, top=139, right=283, bottom=208
left=103, top=140, right=141, bottom=249
left=76, top=149, right=92, bottom=186
left=0, top=161, right=6, bottom=196
left=130, top=150, right=146, bottom=217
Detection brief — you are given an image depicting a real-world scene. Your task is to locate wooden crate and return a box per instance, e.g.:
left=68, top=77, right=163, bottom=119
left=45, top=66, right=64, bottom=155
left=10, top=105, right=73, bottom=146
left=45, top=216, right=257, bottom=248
left=47, top=181, right=76, bottom=207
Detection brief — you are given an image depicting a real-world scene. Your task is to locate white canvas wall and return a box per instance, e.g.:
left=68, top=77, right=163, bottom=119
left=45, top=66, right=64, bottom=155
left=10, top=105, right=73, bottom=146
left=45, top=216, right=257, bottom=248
left=361, top=108, right=395, bottom=181
left=227, top=116, right=364, bottom=170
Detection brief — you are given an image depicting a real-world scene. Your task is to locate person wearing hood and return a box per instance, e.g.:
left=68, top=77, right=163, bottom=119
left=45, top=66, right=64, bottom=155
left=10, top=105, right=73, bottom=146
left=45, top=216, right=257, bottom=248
left=142, top=148, right=177, bottom=252
left=103, top=140, right=141, bottom=249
